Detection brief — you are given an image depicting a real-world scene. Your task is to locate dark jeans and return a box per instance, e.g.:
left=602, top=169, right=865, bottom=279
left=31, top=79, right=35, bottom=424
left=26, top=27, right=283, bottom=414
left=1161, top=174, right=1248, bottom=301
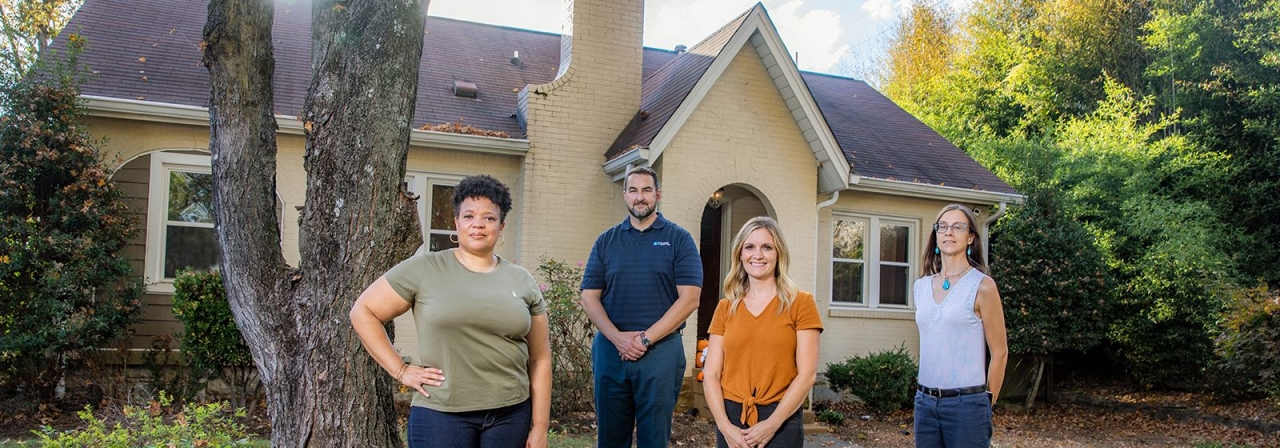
left=592, top=332, right=686, bottom=448
left=913, top=390, right=993, bottom=447
left=714, top=399, right=804, bottom=448
left=406, top=399, right=531, bottom=448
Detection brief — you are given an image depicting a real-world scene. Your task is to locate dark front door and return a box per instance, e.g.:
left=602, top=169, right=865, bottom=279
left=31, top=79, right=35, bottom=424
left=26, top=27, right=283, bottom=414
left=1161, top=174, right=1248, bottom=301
left=697, top=204, right=722, bottom=340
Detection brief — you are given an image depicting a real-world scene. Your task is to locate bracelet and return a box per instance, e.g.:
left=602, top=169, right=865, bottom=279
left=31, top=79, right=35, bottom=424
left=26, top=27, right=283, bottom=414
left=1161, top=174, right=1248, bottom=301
left=394, top=363, right=409, bottom=382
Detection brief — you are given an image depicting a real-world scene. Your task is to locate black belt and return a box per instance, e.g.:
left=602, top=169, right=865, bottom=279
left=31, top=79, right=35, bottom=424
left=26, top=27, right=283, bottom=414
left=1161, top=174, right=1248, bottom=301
left=918, top=384, right=987, bottom=398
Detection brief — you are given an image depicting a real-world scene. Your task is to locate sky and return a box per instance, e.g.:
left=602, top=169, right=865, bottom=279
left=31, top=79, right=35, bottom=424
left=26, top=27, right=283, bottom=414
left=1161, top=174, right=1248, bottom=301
left=427, top=0, right=970, bottom=77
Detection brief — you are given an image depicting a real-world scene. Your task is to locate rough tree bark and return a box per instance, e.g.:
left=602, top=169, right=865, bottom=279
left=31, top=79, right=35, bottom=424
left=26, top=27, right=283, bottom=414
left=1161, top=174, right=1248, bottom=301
left=202, top=0, right=426, bottom=446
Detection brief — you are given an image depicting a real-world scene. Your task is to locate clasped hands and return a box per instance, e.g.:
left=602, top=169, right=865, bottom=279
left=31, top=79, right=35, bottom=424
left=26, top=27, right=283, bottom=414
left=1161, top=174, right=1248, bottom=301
left=718, top=418, right=781, bottom=448
left=611, top=330, right=649, bottom=361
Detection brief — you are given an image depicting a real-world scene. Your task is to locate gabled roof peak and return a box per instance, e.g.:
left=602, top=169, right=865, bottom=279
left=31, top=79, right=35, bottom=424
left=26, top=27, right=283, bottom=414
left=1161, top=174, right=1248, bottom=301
left=604, top=2, right=851, bottom=193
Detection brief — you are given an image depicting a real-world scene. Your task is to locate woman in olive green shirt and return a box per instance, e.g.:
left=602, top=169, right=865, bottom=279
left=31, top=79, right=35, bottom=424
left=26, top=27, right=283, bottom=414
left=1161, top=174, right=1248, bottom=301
left=350, top=175, right=551, bottom=448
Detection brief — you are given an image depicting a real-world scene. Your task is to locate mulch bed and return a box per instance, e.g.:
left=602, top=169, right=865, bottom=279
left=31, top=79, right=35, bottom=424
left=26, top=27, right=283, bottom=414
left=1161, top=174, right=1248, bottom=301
left=820, top=376, right=1280, bottom=448
left=4, top=375, right=1276, bottom=447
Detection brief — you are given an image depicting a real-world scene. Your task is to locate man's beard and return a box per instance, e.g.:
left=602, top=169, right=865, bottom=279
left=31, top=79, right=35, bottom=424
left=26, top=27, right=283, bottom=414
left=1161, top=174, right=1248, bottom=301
left=628, top=201, right=655, bottom=220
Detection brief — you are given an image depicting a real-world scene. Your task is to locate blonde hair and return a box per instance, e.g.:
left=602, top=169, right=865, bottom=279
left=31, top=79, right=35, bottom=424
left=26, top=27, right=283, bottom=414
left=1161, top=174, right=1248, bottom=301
left=722, top=216, right=799, bottom=315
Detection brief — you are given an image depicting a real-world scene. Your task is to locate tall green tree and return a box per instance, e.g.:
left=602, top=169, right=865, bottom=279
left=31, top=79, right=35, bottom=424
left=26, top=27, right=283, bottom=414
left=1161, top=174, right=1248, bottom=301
left=882, top=0, right=957, bottom=115
left=0, top=0, right=81, bottom=76
left=0, top=37, right=142, bottom=398
left=986, top=139, right=1110, bottom=408
left=202, top=0, right=426, bottom=445
left=881, top=0, right=1262, bottom=389
left=1052, top=80, right=1231, bottom=388
left=1144, top=0, right=1280, bottom=285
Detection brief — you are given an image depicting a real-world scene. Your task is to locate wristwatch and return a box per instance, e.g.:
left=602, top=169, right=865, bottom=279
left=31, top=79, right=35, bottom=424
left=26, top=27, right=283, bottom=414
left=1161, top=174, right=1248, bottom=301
left=640, top=331, right=652, bottom=347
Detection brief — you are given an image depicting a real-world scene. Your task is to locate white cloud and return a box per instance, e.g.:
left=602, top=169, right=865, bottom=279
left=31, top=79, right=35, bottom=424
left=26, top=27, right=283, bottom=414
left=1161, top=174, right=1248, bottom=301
left=769, top=1, right=849, bottom=72
left=644, top=0, right=759, bottom=51
left=646, top=0, right=850, bottom=72
left=860, top=0, right=909, bottom=20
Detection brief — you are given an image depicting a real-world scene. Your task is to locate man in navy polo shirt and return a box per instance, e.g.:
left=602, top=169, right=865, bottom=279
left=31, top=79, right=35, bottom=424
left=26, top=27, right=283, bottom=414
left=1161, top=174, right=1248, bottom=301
left=581, top=166, right=703, bottom=448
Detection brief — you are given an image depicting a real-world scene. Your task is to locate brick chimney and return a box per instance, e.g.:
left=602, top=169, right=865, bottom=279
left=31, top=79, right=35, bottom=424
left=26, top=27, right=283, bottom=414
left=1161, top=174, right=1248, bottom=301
left=515, top=0, right=646, bottom=265
left=518, top=0, right=644, bottom=128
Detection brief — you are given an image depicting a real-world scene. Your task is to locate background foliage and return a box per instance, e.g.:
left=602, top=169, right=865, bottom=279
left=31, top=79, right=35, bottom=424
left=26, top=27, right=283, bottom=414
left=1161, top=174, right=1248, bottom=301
left=171, top=269, right=260, bottom=411
left=1213, top=285, right=1280, bottom=400
left=0, top=35, right=142, bottom=398
left=877, top=0, right=1277, bottom=392
left=536, top=258, right=594, bottom=415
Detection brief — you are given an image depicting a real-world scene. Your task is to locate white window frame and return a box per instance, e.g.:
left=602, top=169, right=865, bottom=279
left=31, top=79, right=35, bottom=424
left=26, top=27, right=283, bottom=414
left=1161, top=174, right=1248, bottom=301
left=830, top=212, right=919, bottom=309
left=145, top=152, right=213, bottom=294
left=405, top=171, right=465, bottom=252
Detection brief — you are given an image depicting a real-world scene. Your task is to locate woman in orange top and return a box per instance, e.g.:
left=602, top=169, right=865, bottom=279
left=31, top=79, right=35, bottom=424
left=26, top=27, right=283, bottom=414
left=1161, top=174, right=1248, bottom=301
left=703, top=216, right=823, bottom=448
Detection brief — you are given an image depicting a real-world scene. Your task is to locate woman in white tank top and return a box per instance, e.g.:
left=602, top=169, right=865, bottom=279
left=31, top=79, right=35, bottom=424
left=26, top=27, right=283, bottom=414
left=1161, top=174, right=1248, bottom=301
left=913, top=204, right=1008, bottom=447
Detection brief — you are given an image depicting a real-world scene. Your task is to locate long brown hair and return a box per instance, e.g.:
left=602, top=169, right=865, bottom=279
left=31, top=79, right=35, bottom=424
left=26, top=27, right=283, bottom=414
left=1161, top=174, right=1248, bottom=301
left=722, top=216, right=799, bottom=315
left=922, top=204, right=987, bottom=276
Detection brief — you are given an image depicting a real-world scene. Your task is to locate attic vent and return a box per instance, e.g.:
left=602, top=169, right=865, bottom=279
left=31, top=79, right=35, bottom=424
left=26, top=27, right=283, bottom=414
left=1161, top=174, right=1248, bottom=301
left=674, top=44, right=687, bottom=54
left=453, top=81, right=478, bottom=98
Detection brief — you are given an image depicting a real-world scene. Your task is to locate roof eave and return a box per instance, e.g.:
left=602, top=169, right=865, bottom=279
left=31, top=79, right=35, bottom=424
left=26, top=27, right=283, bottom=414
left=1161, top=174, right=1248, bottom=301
left=848, top=176, right=1024, bottom=205
left=81, top=95, right=529, bottom=156
left=602, top=147, right=651, bottom=182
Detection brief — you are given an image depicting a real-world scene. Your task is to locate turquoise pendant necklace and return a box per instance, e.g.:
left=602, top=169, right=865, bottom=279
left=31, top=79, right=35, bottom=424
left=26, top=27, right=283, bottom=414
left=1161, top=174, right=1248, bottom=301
left=941, top=267, right=970, bottom=291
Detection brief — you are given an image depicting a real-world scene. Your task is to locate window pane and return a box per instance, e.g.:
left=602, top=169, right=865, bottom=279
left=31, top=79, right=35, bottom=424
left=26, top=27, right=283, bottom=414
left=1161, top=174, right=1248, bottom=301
left=168, top=171, right=214, bottom=223
left=880, top=223, right=909, bottom=263
left=164, top=226, right=219, bottom=278
left=430, top=185, right=456, bottom=231
left=832, top=261, right=864, bottom=303
left=428, top=233, right=458, bottom=252
left=879, top=264, right=909, bottom=306
left=832, top=219, right=864, bottom=260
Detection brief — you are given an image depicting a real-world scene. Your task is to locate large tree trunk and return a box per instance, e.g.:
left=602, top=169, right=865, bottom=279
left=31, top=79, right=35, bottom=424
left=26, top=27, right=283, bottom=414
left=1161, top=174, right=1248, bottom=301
left=202, top=0, right=426, bottom=446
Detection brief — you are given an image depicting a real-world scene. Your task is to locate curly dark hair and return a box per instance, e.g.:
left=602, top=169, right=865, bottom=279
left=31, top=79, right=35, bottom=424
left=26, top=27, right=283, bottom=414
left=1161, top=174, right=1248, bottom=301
left=453, top=175, right=513, bottom=223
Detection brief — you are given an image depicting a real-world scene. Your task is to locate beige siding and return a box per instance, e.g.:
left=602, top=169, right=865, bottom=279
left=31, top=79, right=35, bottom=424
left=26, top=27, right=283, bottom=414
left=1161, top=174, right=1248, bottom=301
left=113, top=154, right=162, bottom=348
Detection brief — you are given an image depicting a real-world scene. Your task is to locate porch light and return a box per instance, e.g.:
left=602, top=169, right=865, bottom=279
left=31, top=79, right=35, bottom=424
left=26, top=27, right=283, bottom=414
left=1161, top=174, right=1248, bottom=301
left=708, top=188, right=724, bottom=209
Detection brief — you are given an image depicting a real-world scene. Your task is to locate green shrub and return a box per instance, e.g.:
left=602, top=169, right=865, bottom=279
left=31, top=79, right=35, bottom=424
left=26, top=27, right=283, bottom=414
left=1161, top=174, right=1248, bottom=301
left=816, top=409, right=846, bottom=426
left=1212, top=285, right=1280, bottom=401
left=536, top=258, right=594, bottom=416
left=0, top=35, right=143, bottom=398
left=1108, top=253, right=1227, bottom=389
left=140, top=333, right=206, bottom=404
left=35, top=391, right=253, bottom=447
left=171, top=270, right=260, bottom=411
left=993, top=188, right=1111, bottom=357
left=824, top=345, right=918, bottom=414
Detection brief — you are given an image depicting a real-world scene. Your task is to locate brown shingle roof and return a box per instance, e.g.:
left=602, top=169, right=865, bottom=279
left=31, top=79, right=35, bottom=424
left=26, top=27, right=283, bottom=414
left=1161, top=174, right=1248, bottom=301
left=604, top=7, right=751, bottom=160
left=52, top=0, right=1014, bottom=194
left=803, top=72, right=1017, bottom=194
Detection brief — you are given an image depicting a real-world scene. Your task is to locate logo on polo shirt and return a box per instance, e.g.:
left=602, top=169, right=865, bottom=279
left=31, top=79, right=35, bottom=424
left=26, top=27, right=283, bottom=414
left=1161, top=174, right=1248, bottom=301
left=653, top=241, right=671, bottom=246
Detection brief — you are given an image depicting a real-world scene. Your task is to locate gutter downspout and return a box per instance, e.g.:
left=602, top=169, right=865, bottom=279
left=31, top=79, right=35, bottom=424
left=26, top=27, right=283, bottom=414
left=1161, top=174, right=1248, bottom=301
left=810, top=190, right=840, bottom=411
left=980, top=202, right=1008, bottom=267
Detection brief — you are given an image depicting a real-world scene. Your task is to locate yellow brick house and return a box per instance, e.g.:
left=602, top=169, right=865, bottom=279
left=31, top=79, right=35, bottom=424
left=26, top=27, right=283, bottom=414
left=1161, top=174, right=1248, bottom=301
left=55, top=0, right=1021, bottom=391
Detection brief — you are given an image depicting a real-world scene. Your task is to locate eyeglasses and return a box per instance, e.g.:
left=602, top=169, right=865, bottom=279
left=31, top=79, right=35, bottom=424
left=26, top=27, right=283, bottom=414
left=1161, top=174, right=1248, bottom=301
left=933, top=222, right=970, bottom=234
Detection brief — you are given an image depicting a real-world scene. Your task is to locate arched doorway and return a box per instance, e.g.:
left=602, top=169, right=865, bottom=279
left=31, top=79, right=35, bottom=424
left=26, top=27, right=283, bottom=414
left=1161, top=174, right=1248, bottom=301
left=697, top=184, right=771, bottom=339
